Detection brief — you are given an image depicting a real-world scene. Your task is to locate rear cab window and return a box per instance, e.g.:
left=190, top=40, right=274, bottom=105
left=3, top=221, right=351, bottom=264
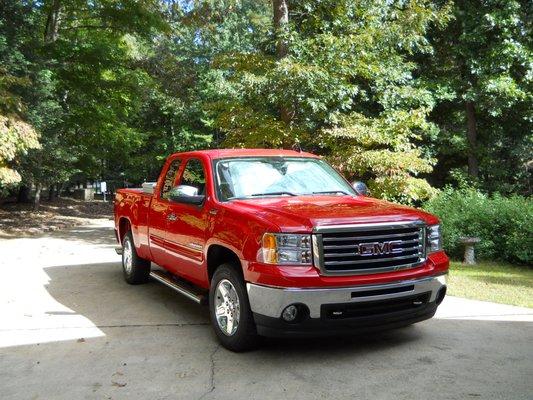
left=160, top=159, right=181, bottom=200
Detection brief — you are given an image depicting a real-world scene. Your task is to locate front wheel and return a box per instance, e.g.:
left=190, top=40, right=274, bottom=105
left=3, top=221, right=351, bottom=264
left=209, top=263, right=258, bottom=352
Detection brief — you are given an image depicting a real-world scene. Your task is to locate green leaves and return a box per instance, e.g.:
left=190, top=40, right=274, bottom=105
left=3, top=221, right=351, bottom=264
left=424, top=187, right=533, bottom=264
left=207, top=0, right=450, bottom=203
left=0, top=0, right=529, bottom=202
left=0, top=0, right=171, bottom=188
left=422, top=0, right=532, bottom=193
left=0, top=115, right=40, bottom=189
left=320, top=108, right=437, bottom=202
left=0, top=2, right=41, bottom=192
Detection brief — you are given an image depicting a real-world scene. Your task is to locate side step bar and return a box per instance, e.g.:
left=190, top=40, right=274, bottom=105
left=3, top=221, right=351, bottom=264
left=149, top=270, right=207, bottom=305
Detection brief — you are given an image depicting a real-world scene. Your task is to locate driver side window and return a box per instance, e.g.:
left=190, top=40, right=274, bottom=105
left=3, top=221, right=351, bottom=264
left=179, top=158, right=206, bottom=195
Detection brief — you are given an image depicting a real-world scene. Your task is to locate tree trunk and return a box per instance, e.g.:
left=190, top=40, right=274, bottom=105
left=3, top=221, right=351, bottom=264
left=48, top=185, right=56, bottom=201
left=465, top=101, right=479, bottom=178
left=44, top=0, right=62, bottom=43
left=272, top=0, right=292, bottom=125
left=33, top=183, right=42, bottom=211
left=272, top=0, right=289, bottom=58
left=17, top=185, right=31, bottom=203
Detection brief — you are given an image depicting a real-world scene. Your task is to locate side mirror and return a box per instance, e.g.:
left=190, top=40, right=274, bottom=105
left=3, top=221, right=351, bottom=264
left=352, top=181, right=369, bottom=196
left=142, top=182, right=156, bottom=195
left=168, top=185, right=205, bottom=205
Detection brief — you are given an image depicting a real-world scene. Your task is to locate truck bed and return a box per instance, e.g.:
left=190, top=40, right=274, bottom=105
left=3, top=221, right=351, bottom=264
left=114, top=188, right=153, bottom=259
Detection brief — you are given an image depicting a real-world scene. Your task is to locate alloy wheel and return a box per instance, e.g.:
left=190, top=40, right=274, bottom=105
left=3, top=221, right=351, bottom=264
left=214, top=279, right=241, bottom=336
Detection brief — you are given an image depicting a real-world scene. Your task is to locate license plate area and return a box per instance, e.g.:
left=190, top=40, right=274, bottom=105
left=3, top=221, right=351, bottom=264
left=322, top=292, right=431, bottom=320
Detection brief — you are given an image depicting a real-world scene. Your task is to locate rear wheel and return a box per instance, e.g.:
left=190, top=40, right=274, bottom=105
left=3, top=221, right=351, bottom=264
left=209, top=263, right=258, bottom=352
left=122, top=231, right=150, bottom=284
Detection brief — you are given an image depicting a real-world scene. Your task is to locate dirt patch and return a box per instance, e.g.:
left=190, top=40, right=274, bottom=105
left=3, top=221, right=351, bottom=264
left=0, top=197, right=113, bottom=238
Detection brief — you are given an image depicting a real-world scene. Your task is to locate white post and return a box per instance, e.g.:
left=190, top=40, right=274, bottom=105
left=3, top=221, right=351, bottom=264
left=101, top=181, right=107, bottom=202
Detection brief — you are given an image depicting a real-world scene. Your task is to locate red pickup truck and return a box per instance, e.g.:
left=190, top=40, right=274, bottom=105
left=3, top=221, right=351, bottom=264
left=114, top=149, right=448, bottom=351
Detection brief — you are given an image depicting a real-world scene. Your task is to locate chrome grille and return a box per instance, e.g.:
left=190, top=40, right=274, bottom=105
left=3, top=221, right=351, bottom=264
left=313, top=221, right=426, bottom=275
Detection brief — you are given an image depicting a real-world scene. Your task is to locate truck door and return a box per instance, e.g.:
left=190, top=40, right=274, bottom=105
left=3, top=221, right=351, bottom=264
left=164, top=157, right=210, bottom=286
left=148, top=157, right=182, bottom=268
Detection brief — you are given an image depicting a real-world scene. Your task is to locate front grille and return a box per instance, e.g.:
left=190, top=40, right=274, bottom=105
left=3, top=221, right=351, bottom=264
left=313, top=221, right=426, bottom=275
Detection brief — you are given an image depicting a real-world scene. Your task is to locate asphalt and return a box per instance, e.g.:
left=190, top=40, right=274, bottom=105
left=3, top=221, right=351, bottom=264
left=0, top=220, right=532, bottom=400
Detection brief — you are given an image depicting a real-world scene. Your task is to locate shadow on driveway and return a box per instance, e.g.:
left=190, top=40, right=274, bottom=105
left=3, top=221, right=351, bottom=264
left=1, top=242, right=532, bottom=399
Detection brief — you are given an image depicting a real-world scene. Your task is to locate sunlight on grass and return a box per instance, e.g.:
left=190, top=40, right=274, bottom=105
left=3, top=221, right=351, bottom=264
left=448, top=261, right=533, bottom=308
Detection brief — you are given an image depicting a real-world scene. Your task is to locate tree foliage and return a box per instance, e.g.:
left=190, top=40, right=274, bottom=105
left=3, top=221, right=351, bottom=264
left=421, top=0, right=532, bottom=194
left=207, top=0, right=452, bottom=202
left=424, top=187, right=532, bottom=264
left=0, top=0, right=530, bottom=204
left=0, top=1, right=40, bottom=192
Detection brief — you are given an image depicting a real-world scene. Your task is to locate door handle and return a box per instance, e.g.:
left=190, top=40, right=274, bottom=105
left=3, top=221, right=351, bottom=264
left=167, top=213, right=177, bottom=221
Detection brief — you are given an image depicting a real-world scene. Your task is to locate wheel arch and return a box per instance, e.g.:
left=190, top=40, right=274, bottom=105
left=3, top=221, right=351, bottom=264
left=118, top=217, right=132, bottom=245
left=206, top=244, right=243, bottom=283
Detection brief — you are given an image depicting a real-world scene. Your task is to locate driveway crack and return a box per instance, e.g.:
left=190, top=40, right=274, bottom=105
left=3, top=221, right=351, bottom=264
left=198, top=345, right=220, bottom=400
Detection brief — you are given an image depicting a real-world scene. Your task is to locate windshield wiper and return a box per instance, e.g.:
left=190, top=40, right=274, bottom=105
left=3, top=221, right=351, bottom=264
left=249, top=191, right=297, bottom=197
left=312, top=190, right=350, bottom=195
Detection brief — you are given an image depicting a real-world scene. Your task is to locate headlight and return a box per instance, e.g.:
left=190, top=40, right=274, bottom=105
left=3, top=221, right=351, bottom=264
left=426, top=224, right=442, bottom=253
left=260, top=233, right=312, bottom=265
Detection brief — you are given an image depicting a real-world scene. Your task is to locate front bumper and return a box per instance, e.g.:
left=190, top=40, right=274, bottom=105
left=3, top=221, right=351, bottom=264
left=247, top=274, right=447, bottom=337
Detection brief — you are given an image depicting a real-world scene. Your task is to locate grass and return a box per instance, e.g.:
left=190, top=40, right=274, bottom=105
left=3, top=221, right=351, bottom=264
left=447, top=261, right=533, bottom=308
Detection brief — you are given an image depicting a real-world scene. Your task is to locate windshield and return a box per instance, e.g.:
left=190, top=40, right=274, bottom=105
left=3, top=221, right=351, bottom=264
left=214, top=157, right=356, bottom=201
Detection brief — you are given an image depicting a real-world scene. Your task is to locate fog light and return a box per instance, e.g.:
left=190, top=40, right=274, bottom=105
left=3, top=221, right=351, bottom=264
left=282, top=305, right=298, bottom=322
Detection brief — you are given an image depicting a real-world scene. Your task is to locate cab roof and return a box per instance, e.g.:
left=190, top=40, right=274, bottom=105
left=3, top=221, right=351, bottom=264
left=173, top=148, right=320, bottom=160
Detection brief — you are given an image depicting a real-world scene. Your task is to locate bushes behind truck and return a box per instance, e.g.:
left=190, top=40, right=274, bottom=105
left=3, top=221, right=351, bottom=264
left=423, top=188, right=532, bottom=265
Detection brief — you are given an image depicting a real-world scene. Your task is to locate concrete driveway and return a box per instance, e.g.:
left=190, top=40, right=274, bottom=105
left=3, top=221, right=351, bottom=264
left=1, top=220, right=532, bottom=400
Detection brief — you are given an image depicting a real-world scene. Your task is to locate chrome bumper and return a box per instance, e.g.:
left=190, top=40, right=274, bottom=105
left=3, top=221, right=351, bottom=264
left=246, top=274, right=447, bottom=319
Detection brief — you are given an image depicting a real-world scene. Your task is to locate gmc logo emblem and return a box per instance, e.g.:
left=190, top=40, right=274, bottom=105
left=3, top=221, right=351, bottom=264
left=356, top=241, right=403, bottom=256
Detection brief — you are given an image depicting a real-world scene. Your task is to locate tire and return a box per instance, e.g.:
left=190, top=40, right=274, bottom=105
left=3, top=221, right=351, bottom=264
left=209, top=263, right=258, bottom=352
left=122, top=231, right=151, bottom=284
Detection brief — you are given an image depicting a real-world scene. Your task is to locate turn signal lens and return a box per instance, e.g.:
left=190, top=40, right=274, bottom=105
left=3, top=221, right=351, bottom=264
left=262, top=233, right=278, bottom=264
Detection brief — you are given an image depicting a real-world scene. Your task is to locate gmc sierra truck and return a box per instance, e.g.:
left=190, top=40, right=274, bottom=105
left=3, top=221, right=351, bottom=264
left=114, top=149, right=448, bottom=351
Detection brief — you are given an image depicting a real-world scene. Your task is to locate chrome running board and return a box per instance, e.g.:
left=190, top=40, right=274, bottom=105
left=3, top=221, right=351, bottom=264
left=150, top=270, right=207, bottom=305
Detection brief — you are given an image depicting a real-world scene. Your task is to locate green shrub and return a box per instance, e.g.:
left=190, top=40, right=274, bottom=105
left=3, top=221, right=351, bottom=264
left=423, top=188, right=532, bottom=265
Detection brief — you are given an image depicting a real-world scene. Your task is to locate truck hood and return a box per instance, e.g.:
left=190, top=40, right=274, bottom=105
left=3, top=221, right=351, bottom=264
left=226, top=195, right=438, bottom=232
